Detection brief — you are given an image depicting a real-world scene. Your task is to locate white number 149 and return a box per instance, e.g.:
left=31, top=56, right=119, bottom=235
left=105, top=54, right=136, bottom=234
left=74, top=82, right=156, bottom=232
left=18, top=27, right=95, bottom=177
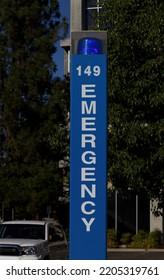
left=76, top=65, right=101, bottom=76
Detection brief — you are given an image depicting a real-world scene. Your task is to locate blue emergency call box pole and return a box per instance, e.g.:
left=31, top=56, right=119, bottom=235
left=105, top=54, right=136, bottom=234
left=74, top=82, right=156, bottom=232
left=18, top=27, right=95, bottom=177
left=70, top=31, right=107, bottom=260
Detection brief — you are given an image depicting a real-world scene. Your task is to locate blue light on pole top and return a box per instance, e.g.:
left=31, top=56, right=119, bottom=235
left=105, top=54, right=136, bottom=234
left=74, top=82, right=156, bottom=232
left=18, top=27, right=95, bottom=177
left=77, top=37, right=103, bottom=55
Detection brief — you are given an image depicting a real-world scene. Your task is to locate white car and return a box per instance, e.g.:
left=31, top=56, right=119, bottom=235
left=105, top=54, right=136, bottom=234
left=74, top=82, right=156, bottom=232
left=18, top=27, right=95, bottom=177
left=0, top=220, right=68, bottom=260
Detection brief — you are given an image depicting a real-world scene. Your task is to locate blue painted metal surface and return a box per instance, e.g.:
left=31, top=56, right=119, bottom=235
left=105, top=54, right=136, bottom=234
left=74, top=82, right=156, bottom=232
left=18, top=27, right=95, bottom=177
left=70, top=54, right=107, bottom=260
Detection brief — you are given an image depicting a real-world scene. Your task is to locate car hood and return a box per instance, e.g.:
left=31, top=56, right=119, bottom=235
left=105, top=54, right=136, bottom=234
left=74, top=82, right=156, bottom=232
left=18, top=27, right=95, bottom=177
left=0, top=238, right=46, bottom=246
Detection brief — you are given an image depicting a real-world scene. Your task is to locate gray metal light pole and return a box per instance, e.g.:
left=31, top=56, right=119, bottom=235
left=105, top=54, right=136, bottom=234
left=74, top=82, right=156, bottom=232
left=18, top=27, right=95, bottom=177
left=115, top=191, right=118, bottom=233
left=136, top=195, right=138, bottom=234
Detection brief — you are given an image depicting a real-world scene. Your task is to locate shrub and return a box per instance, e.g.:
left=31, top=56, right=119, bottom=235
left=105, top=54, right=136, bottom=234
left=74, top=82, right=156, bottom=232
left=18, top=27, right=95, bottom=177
left=120, top=232, right=133, bottom=247
left=107, top=229, right=119, bottom=248
left=148, top=229, right=162, bottom=248
left=129, top=230, right=149, bottom=248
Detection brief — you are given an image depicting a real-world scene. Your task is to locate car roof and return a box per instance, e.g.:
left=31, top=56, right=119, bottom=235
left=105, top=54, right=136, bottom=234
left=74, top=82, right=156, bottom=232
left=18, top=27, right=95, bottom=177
left=2, top=220, right=46, bottom=225
left=1, top=220, right=62, bottom=226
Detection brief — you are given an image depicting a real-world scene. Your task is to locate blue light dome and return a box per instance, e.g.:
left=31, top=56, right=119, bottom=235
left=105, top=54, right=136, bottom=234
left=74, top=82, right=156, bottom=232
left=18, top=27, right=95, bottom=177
left=77, top=37, right=103, bottom=55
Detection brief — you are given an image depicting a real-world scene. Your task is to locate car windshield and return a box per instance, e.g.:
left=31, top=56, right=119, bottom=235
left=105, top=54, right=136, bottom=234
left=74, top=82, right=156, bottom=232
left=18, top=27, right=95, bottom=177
left=0, top=224, right=45, bottom=240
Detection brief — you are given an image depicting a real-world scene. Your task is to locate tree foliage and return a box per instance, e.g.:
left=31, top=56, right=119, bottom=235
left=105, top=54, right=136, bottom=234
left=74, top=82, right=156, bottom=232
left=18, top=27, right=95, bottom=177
left=0, top=0, right=69, bottom=220
left=99, top=0, right=164, bottom=210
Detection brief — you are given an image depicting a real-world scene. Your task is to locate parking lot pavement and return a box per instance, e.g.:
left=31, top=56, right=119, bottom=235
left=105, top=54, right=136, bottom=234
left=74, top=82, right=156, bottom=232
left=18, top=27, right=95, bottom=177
left=107, top=248, right=164, bottom=260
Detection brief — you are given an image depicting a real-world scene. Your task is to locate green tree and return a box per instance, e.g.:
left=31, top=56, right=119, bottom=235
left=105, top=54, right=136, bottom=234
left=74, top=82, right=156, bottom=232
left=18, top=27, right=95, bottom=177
left=99, top=0, right=164, bottom=212
left=0, top=0, right=68, bottom=219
